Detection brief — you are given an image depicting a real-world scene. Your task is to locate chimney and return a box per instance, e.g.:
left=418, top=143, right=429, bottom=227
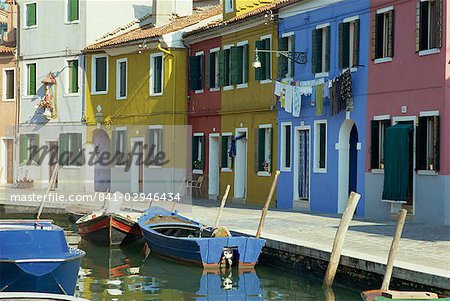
left=153, top=0, right=193, bottom=26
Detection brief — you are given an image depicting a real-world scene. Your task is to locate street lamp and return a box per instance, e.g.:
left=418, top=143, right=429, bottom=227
left=253, top=48, right=308, bottom=68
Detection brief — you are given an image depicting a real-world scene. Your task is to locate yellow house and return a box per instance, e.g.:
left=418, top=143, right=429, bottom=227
left=185, top=0, right=284, bottom=205
left=84, top=6, right=222, bottom=193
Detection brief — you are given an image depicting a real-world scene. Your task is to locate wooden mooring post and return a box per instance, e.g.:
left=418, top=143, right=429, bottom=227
left=256, top=170, right=280, bottom=239
left=323, top=192, right=361, bottom=288
left=214, top=185, right=230, bottom=228
left=381, top=208, right=408, bottom=290
left=37, top=164, right=59, bottom=219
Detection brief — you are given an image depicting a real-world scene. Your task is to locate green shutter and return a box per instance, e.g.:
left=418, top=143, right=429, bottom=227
left=416, top=117, right=427, bottom=171
left=200, top=137, right=205, bottom=170
left=69, top=0, right=79, bottom=21
left=189, top=56, right=201, bottom=91
left=69, top=60, right=78, bottom=94
left=74, top=133, right=83, bottom=166
left=435, top=0, right=442, bottom=48
left=28, top=64, right=36, bottom=96
left=20, top=134, right=29, bottom=163
left=255, top=40, right=264, bottom=81
left=353, top=19, right=360, bottom=66
left=371, top=13, right=377, bottom=60
left=338, top=23, right=344, bottom=69
left=209, top=52, right=216, bottom=88
left=59, top=133, right=69, bottom=166
left=434, top=116, right=440, bottom=171
left=243, top=45, right=248, bottom=83
left=278, top=37, right=288, bottom=78
left=341, top=23, right=350, bottom=69
left=221, top=136, right=228, bottom=168
left=290, top=36, right=295, bottom=77
left=111, top=130, right=118, bottom=161
left=370, top=120, right=380, bottom=169
left=27, top=3, right=36, bottom=27
left=218, top=50, right=226, bottom=87
left=192, top=136, right=198, bottom=166
left=312, top=29, right=322, bottom=73
left=95, top=58, right=106, bottom=92
left=325, top=27, right=331, bottom=72
left=263, top=38, right=271, bottom=80
left=258, top=128, right=265, bottom=172
left=230, top=46, right=243, bottom=85
left=416, top=0, right=421, bottom=52
left=120, top=61, right=126, bottom=97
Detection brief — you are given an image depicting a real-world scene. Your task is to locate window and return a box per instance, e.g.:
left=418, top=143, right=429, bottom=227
left=340, top=18, right=360, bottom=69
left=112, top=129, right=127, bottom=166
left=19, top=134, right=39, bottom=163
left=279, top=34, right=295, bottom=79
left=192, top=134, right=205, bottom=173
left=92, top=55, right=108, bottom=94
left=25, top=2, right=37, bottom=28
left=280, top=123, right=291, bottom=170
left=188, top=52, right=204, bottom=92
left=417, top=0, right=442, bottom=52
left=221, top=134, right=232, bottom=170
left=3, top=68, right=15, bottom=101
left=67, top=59, right=79, bottom=94
left=314, top=120, right=327, bottom=172
left=257, top=125, right=272, bottom=175
left=312, top=25, right=330, bottom=75
left=231, top=42, right=248, bottom=86
left=59, top=133, right=83, bottom=166
left=417, top=115, right=439, bottom=172
left=148, top=126, right=163, bottom=166
left=370, top=119, right=390, bottom=170
left=373, top=8, right=394, bottom=61
left=116, top=58, right=127, bottom=99
left=209, top=48, right=220, bottom=90
left=219, top=46, right=232, bottom=87
left=150, top=53, right=163, bottom=96
left=255, top=36, right=272, bottom=81
left=225, top=0, right=234, bottom=13
left=26, top=63, right=36, bottom=96
left=67, top=0, right=79, bottom=22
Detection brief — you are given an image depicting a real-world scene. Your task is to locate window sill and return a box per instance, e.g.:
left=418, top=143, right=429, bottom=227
left=195, top=89, right=204, bottom=94
left=223, top=85, right=234, bottom=91
left=148, top=165, right=163, bottom=169
left=116, top=96, right=127, bottom=101
left=315, top=72, right=329, bottom=78
left=22, top=95, right=36, bottom=100
left=371, top=169, right=384, bottom=174
left=115, top=165, right=126, bottom=169
left=150, top=92, right=163, bottom=97
left=260, top=79, right=272, bottom=85
left=236, top=83, right=248, bottom=89
left=193, top=169, right=204, bottom=175
left=65, top=20, right=80, bottom=25
left=280, top=167, right=291, bottom=172
left=257, top=171, right=271, bottom=177
left=64, top=93, right=80, bottom=98
left=210, top=87, right=220, bottom=92
left=23, top=25, right=37, bottom=30
left=221, top=168, right=232, bottom=172
left=282, top=77, right=294, bottom=83
left=2, top=98, right=15, bottom=102
left=341, top=67, right=358, bottom=73
left=91, top=91, right=108, bottom=96
left=381, top=199, right=407, bottom=204
left=374, top=57, right=393, bottom=64
left=63, top=165, right=81, bottom=170
left=417, top=170, right=438, bottom=176
left=313, top=168, right=327, bottom=174
left=419, top=48, right=440, bottom=57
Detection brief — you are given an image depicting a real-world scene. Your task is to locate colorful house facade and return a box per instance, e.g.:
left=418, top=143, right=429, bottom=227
left=366, top=0, right=450, bottom=225
left=185, top=0, right=283, bottom=205
left=276, top=0, right=370, bottom=215
left=84, top=2, right=222, bottom=193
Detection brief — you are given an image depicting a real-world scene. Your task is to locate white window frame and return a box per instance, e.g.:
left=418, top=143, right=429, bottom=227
left=65, top=0, right=80, bottom=24
left=115, top=58, right=128, bottom=100
left=313, top=120, right=327, bottom=173
left=371, top=115, right=391, bottom=174
left=2, top=67, right=15, bottom=102
left=257, top=124, right=272, bottom=177
left=418, top=0, right=439, bottom=55
left=195, top=51, right=204, bottom=94
left=209, top=47, right=220, bottom=91
left=373, top=6, right=394, bottom=63
left=418, top=111, right=439, bottom=175
left=150, top=52, right=164, bottom=97
left=114, top=127, right=127, bottom=167
left=221, top=132, right=233, bottom=172
left=148, top=125, right=163, bottom=168
left=225, top=0, right=234, bottom=13
left=281, top=32, right=295, bottom=80
left=343, top=16, right=359, bottom=71
left=259, top=34, right=272, bottom=84
left=315, top=23, right=330, bottom=78
left=222, top=44, right=234, bottom=91
left=236, top=40, right=249, bottom=89
left=91, top=54, right=108, bottom=95
left=280, top=122, right=292, bottom=172
left=65, top=58, right=80, bottom=97
left=193, top=132, right=204, bottom=174
left=23, top=1, right=37, bottom=29
left=24, top=61, right=37, bottom=98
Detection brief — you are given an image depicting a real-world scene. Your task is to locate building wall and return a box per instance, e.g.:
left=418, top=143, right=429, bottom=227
left=366, top=0, right=449, bottom=224
left=220, top=23, right=278, bottom=205
left=223, top=0, right=275, bottom=21
left=277, top=0, right=370, bottom=215
left=187, top=37, right=222, bottom=198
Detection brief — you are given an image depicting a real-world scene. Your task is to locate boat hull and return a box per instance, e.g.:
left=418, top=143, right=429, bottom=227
left=77, top=214, right=142, bottom=246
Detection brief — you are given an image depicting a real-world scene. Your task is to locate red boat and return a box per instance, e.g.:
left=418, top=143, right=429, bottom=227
left=76, top=211, right=142, bottom=246
left=361, top=290, right=449, bottom=301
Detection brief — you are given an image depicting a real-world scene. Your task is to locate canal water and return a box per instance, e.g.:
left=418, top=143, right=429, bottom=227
left=1, top=211, right=361, bottom=300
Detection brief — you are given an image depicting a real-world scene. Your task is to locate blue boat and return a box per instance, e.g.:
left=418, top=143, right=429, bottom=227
left=0, top=220, right=85, bottom=295
left=138, top=207, right=265, bottom=268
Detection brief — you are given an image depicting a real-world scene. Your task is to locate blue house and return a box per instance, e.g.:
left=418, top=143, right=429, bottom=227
left=276, top=0, right=370, bottom=215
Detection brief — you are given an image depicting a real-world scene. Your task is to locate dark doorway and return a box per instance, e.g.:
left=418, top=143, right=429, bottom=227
left=348, top=125, right=358, bottom=195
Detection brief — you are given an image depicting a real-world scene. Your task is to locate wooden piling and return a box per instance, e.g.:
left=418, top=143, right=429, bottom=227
left=323, top=192, right=361, bottom=288
left=214, top=185, right=230, bottom=228
left=256, top=170, right=280, bottom=239
left=37, top=164, right=59, bottom=219
left=381, top=208, right=408, bottom=290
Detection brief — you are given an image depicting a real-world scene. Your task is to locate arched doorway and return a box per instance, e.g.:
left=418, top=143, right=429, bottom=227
left=337, top=120, right=358, bottom=213
left=93, top=129, right=111, bottom=192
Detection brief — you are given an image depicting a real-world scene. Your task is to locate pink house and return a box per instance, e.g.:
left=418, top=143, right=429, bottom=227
left=366, top=0, right=449, bottom=225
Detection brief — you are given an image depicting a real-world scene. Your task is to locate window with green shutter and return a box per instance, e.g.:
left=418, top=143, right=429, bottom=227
left=68, top=60, right=79, bottom=94
left=416, top=116, right=439, bottom=171
left=312, top=27, right=329, bottom=74
left=209, top=51, right=219, bottom=89
left=189, top=55, right=203, bottom=91
left=5, top=69, right=15, bottom=100
left=278, top=35, right=295, bottom=79
left=192, top=135, right=204, bottom=170
left=20, top=134, right=29, bottom=163
left=27, top=63, right=36, bottom=96
left=257, top=126, right=272, bottom=173
left=418, top=0, right=442, bottom=51
left=94, top=56, right=107, bottom=92
left=221, top=135, right=232, bottom=169
left=26, top=3, right=37, bottom=27
left=151, top=54, right=163, bottom=95
left=59, top=133, right=83, bottom=166
left=68, top=0, right=79, bottom=22
left=370, top=119, right=390, bottom=170
left=373, top=10, right=394, bottom=60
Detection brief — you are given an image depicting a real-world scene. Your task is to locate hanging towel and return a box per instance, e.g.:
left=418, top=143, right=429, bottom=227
left=292, top=86, right=302, bottom=118
left=323, top=81, right=330, bottom=99
left=316, top=84, right=324, bottom=116
left=274, top=81, right=283, bottom=96
left=285, top=85, right=294, bottom=113
left=311, top=85, right=316, bottom=107
left=279, top=84, right=287, bottom=108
